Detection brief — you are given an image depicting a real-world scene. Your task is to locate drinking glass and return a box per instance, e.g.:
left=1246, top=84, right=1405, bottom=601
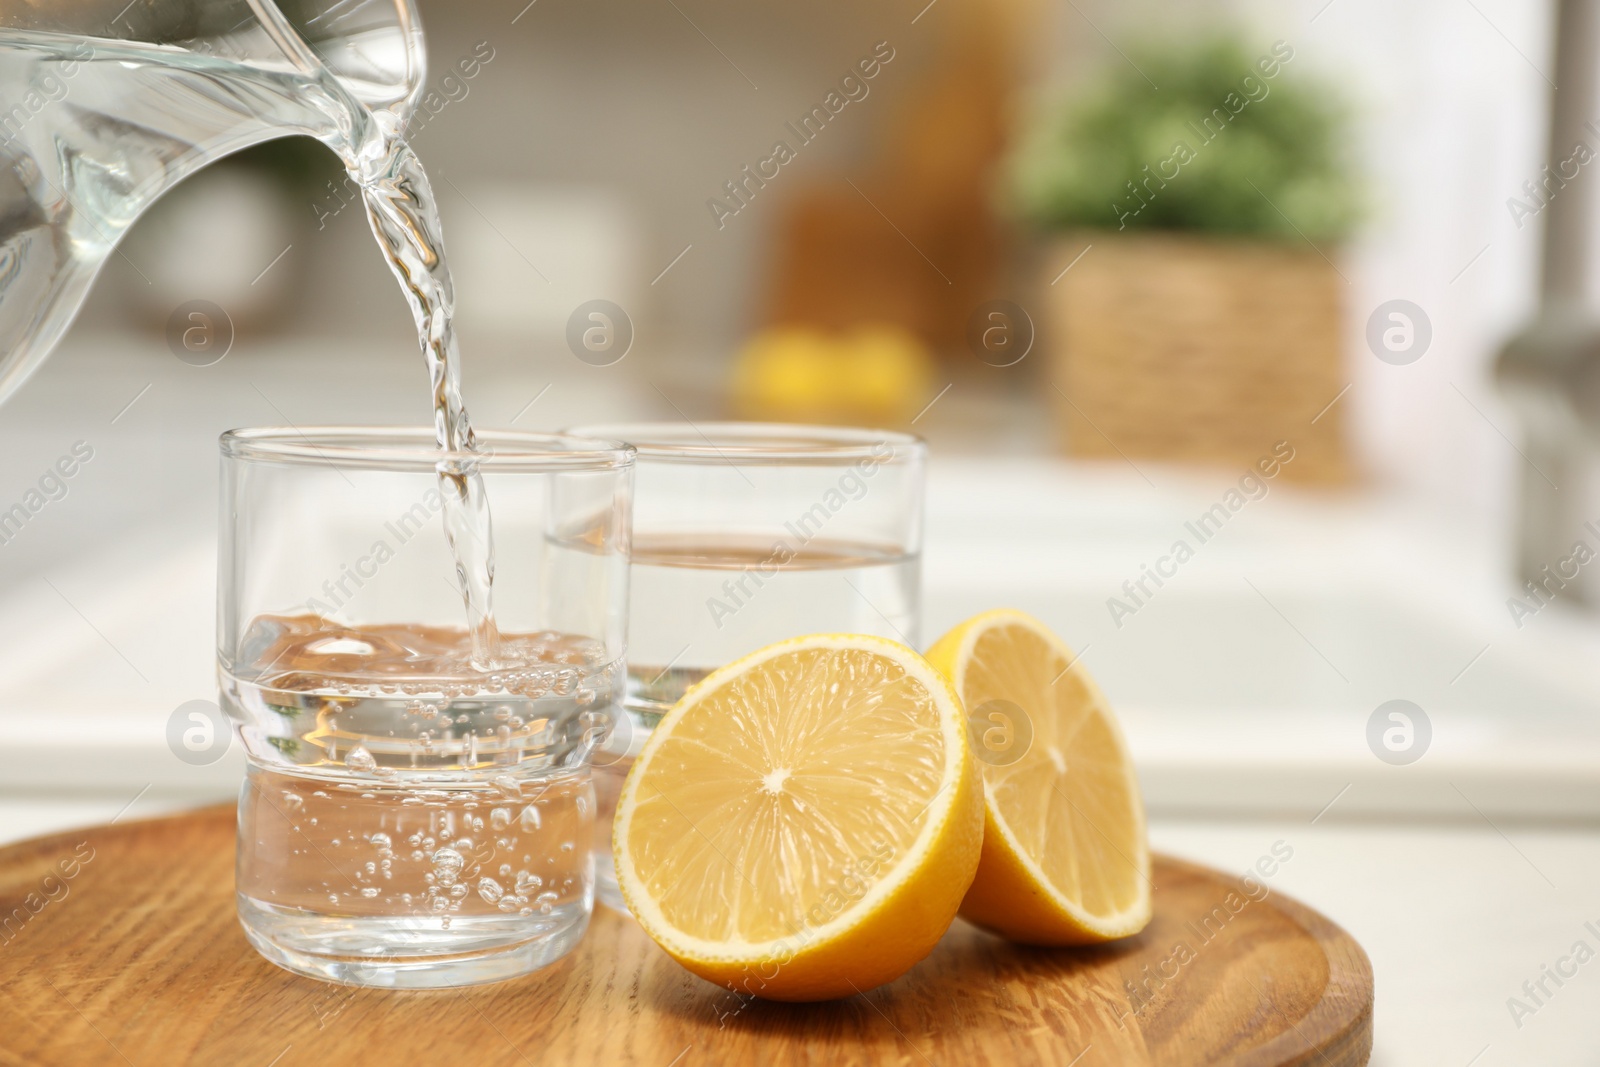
left=565, top=422, right=926, bottom=911
left=219, top=427, right=633, bottom=988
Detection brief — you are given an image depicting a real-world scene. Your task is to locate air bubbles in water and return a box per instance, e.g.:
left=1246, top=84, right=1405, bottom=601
left=431, top=847, right=464, bottom=886
left=346, top=745, right=377, bottom=774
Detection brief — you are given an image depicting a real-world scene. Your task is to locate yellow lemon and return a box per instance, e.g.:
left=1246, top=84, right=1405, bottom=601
left=615, top=633, right=983, bottom=1001
left=926, top=609, right=1151, bottom=944
left=731, top=327, right=835, bottom=418
left=846, top=324, right=934, bottom=421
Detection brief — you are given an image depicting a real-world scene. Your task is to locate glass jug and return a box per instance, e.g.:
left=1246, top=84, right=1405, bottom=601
left=0, top=0, right=425, bottom=404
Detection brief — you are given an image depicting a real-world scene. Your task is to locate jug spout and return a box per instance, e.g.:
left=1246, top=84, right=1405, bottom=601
left=0, top=0, right=423, bottom=405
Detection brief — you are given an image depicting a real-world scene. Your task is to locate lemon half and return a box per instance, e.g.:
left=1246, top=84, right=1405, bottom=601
left=927, top=609, right=1151, bottom=944
left=615, top=634, right=983, bottom=1001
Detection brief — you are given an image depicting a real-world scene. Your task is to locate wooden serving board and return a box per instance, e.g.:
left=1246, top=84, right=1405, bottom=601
left=0, top=807, right=1371, bottom=1066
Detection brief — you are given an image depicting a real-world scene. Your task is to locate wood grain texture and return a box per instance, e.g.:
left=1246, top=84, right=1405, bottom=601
left=0, top=807, right=1371, bottom=1066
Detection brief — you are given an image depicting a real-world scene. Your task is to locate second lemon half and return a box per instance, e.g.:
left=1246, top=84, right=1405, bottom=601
left=927, top=609, right=1151, bottom=945
left=614, top=633, right=983, bottom=1001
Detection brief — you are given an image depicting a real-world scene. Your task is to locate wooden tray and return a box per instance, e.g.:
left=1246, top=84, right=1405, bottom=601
left=0, top=807, right=1371, bottom=1065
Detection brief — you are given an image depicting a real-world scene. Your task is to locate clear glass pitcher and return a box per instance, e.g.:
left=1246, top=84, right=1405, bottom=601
left=0, top=0, right=425, bottom=404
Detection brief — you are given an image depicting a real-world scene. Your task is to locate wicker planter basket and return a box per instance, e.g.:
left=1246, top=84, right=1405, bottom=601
left=1046, top=231, right=1350, bottom=483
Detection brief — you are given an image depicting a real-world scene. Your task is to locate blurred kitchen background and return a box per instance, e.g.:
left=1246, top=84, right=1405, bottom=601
left=4, top=0, right=1600, bottom=1061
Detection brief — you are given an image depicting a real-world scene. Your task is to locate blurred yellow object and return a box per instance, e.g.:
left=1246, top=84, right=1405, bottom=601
left=849, top=325, right=932, bottom=417
left=733, top=324, right=933, bottom=425
left=732, top=327, right=833, bottom=416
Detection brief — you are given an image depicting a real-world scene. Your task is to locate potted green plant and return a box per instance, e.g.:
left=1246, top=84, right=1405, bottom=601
left=1011, top=36, right=1362, bottom=481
